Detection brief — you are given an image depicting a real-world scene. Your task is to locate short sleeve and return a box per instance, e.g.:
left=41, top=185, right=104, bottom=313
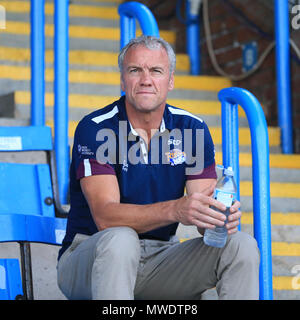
left=72, top=118, right=116, bottom=180
left=185, top=121, right=217, bottom=180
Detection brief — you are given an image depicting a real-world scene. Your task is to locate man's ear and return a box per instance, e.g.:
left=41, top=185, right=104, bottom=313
left=120, top=74, right=125, bottom=92
left=168, top=72, right=174, bottom=91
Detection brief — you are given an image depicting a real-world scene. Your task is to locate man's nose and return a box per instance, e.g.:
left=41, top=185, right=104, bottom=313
left=140, top=70, right=152, bottom=85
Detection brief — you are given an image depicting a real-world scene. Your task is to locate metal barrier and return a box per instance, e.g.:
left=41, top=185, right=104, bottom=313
left=219, top=87, right=273, bottom=300
left=118, top=1, right=159, bottom=49
left=31, top=0, right=69, bottom=205
left=185, top=0, right=201, bottom=75
left=30, top=0, right=45, bottom=126
left=274, top=0, right=293, bottom=154
left=54, top=0, right=69, bottom=205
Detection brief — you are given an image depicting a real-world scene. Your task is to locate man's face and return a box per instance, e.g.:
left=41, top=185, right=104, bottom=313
left=121, top=44, right=174, bottom=114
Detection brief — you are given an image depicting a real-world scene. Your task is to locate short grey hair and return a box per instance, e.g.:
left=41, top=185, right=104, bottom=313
left=118, top=35, right=176, bottom=77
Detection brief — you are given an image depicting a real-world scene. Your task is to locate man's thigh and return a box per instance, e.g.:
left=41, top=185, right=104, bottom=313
left=57, top=232, right=101, bottom=299
left=134, top=237, right=222, bottom=300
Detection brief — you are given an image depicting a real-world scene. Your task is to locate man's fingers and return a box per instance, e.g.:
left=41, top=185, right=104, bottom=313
left=208, top=197, right=226, bottom=212
left=228, top=208, right=242, bottom=222
left=230, top=200, right=241, bottom=212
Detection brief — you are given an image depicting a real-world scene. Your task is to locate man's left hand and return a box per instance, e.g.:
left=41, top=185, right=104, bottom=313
left=226, top=201, right=241, bottom=234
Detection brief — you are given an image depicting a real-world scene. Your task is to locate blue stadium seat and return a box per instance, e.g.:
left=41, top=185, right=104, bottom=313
left=0, top=259, right=23, bottom=300
left=0, top=125, right=67, bottom=299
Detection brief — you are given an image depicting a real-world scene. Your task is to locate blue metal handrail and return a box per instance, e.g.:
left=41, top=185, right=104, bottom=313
left=118, top=1, right=159, bottom=49
left=218, top=87, right=273, bottom=300
left=274, top=0, right=293, bottom=154
left=185, top=0, right=201, bottom=75
left=54, top=0, right=69, bottom=205
left=30, top=0, right=69, bottom=204
left=30, top=0, right=45, bottom=126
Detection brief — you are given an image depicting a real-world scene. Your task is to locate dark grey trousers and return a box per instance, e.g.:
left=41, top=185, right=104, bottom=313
left=57, top=226, right=260, bottom=300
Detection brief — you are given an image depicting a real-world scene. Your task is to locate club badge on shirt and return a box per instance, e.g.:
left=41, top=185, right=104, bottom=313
left=165, top=149, right=186, bottom=166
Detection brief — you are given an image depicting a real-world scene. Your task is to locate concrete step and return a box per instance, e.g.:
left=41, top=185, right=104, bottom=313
left=2, top=0, right=120, bottom=19
left=240, top=196, right=300, bottom=213
left=0, top=46, right=191, bottom=74
left=177, top=212, right=300, bottom=242
left=0, top=65, right=232, bottom=91
left=13, top=91, right=231, bottom=115
left=0, top=78, right=224, bottom=104
left=1, top=20, right=176, bottom=47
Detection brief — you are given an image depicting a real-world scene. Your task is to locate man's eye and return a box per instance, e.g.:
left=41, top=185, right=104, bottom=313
left=129, top=68, right=138, bottom=73
left=152, top=69, right=162, bottom=74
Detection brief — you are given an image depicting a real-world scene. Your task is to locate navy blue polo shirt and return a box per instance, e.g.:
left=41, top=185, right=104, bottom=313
left=58, top=96, right=217, bottom=259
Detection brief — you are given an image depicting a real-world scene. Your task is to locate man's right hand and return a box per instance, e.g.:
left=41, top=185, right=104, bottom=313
left=174, top=187, right=227, bottom=230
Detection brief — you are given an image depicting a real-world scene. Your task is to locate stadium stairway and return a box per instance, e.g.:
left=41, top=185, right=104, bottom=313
left=0, top=0, right=299, bottom=300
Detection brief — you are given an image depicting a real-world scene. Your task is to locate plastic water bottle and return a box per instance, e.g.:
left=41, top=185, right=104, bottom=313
left=203, top=166, right=237, bottom=248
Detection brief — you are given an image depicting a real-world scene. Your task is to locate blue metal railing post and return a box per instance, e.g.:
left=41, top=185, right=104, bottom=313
left=118, top=1, right=160, bottom=50
left=218, top=87, right=273, bottom=300
left=221, top=101, right=240, bottom=202
left=54, top=0, right=69, bottom=204
left=186, top=0, right=200, bottom=75
left=30, top=0, right=45, bottom=126
left=275, top=0, right=293, bottom=154
left=119, top=14, right=136, bottom=50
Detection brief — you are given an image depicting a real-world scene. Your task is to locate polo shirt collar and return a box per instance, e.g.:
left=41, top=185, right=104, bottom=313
left=118, top=96, right=169, bottom=136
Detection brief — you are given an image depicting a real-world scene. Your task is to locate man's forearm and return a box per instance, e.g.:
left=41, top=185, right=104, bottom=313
left=91, top=199, right=178, bottom=234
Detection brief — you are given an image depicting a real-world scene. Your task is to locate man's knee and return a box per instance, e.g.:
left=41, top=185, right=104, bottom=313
left=94, top=226, right=141, bottom=263
left=226, top=231, right=260, bottom=265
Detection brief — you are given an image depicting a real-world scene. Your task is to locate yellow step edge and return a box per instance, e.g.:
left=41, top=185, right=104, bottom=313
left=215, top=152, right=300, bottom=169
left=2, top=21, right=175, bottom=44
left=0, top=65, right=231, bottom=92
left=273, top=277, right=299, bottom=291
left=15, top=91, right=246, bottom=117
left=15, top=91, right=120, bottom=110
left=241, top=212, right=300, bottom=226
left=271, top=242, right=300, bottom=257
left=0, top=47, right=190, bottom=72
left=45, top=120, right=280, bottom=147
left=1, top=1, right=120, bottom=19
left=240, top=181, right=300, bottom=198
left=210, top=127, right=280, bottom=146
left=179, top=239, right=300, bottom=256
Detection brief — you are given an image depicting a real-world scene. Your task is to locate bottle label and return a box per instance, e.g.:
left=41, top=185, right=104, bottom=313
left=214, top=189, right=235, bottom=207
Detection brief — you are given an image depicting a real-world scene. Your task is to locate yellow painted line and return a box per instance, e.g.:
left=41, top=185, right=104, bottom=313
left=273, top=277, right=299, bottom=291
left=0, top=47, right=119, bottom=66
left=180, top=239, right=300, bottom=256
left=15, top=91, right=120, bottom=109
left=174, top=75, right=232, bottom=91
left=176, top=54, right=190, bottom=72
left=215, top=152, right=300, bottom=169
left=1, top=1, right=119, bottom=19
left=241, top=212, right=300, bottom=226
left=1, top=21, right=175, bottom=44
left=272, top=242, right=300, bottom=257
left=210, top=127, right=280, bottom=146
left=168, top=99, right=246, bottom=117
left=0, top=65, right=229, bottom=92
left=0, top=47, right=189, bottom=72
left=240, top=181, right=300, bottom=198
